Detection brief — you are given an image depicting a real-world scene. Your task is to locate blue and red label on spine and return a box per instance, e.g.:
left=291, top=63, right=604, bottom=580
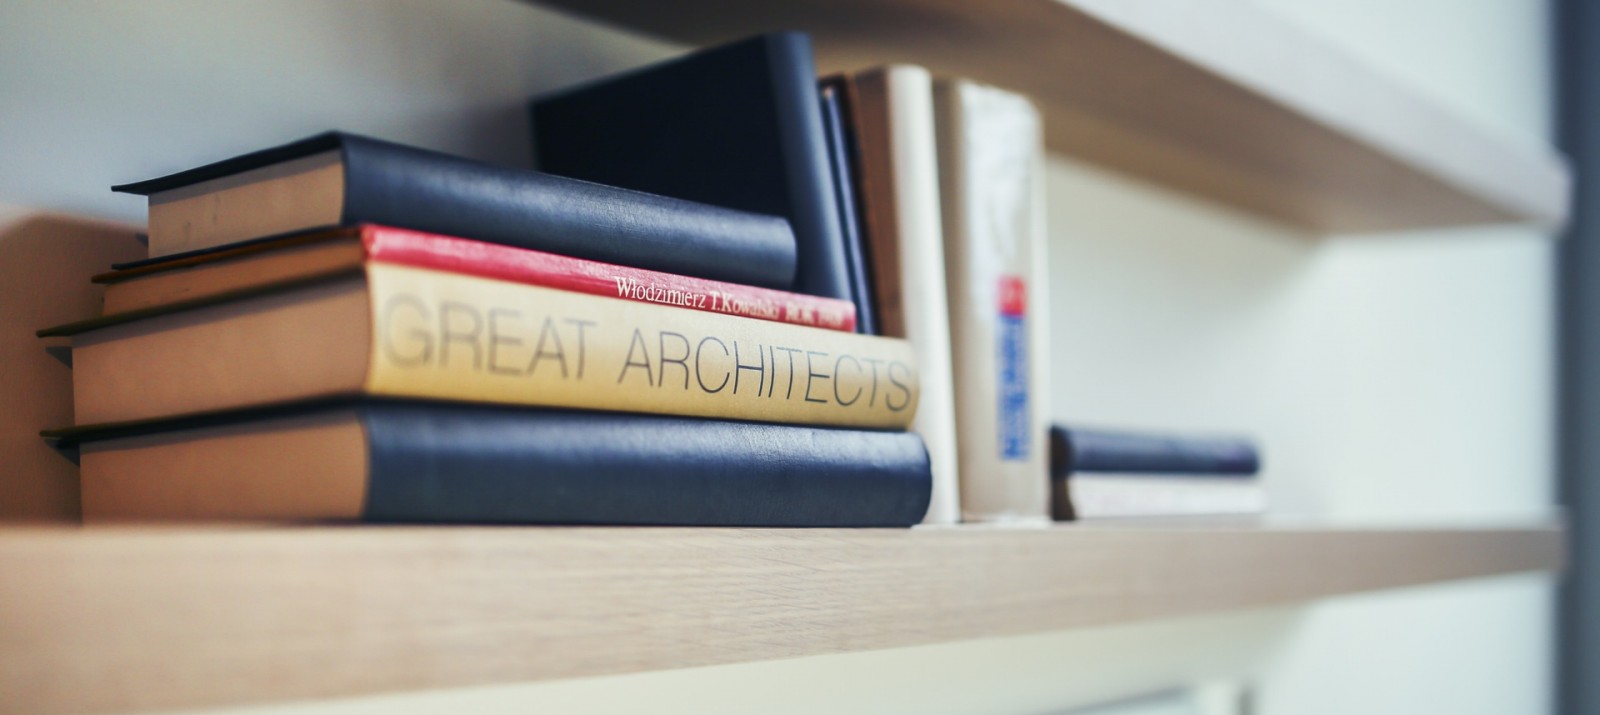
left=997, top=275, right=1030, bottom=461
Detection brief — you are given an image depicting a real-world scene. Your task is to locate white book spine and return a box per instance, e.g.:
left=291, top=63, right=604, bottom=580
left=851, top=66, right=961, bottom=524
left=935, top=80, right=1051, bottom=523
left=1063, top=475, right=1267, bottom=520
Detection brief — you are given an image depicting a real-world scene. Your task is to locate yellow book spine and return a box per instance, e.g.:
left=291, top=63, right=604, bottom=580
left=364, top=264, right=919, bottom=429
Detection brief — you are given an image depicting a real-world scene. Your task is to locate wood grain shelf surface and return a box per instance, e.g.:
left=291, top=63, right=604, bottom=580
left=0, top=522, right=1563, bottom=714
left=534, top=0, right=1571, bottom=233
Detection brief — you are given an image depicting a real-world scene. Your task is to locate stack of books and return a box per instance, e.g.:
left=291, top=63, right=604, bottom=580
left=42, top=131, right=932, bottom=526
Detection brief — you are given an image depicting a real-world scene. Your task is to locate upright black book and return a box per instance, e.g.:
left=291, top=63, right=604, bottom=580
left=61, top=400, right=933, bottom=527
left=531, top=34, right=857, bottom=313
left=819, top=78, right=877, bottom=335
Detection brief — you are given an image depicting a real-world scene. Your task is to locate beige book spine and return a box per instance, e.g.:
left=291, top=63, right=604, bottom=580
left=364, top=264, right=921, bottom=429
left=935, top=80, right=1052, bottom=523
left=851, top=66, right=961, bottom=525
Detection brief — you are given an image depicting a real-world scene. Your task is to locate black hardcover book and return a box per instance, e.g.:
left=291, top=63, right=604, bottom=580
left=113, top=132, right=798, bottom=289
left=1049, top=424, right=1261, bottom=476
left=64, top=399, right=933, bottom=527
left=819, top=78, right=877, bottom=335
left=530, top=33, right=851, bottom=303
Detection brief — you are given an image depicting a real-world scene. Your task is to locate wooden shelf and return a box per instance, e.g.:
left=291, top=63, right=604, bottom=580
left=535, top=0, right=1572, bottom=233
left=0, top=522, right=1562, bottom=714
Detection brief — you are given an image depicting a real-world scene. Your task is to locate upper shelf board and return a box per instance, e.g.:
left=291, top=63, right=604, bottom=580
left=535, top=0, right=1571, bottom=233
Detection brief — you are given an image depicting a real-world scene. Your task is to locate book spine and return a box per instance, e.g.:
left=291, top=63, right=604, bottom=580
left=365, top=263, right=919, bottom=429
left=363, top=227, right=857, bottom=332
left=1050, top=425, right=1261, bottom=476
left=336, top=135, right=799, bottom=290
left=819, top=79, right=877, bottom=335
left=363, top=402, right=932, bottom=526
left=848, top=66, right=962, bottom=525
left=765, top=32, right=855, bottom=303
left=936, top=80, right=1052, bottom=523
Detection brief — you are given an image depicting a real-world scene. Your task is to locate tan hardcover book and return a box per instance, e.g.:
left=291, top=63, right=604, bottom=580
left=112, top=133, right=798, bottom=295
left=47, top=263, right=919, bottom=428
left=935, top=79, right=1052, bottom=523
left=80, top=409, right=369, bottom=522
left=99, top=232, right=368, bottom=314
left=141, top=149, right=346, bottom=257
left=845, top=66, right=962, bottom=525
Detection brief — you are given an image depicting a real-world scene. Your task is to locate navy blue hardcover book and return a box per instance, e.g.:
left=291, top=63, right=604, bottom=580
left=819, top=78, right=877, bottom=335
left=64, top=400, right=932, bottom=526
left=112, top=132, right=798, bottom=289
left=530, top=33, right=852, bottom=305
left=1049, top=424, right=1261, bottom=477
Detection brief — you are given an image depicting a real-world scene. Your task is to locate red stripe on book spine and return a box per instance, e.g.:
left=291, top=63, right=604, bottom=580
left=998, top=275, right=1027, bottom=317
left=361, top=226, right=856, bottom=332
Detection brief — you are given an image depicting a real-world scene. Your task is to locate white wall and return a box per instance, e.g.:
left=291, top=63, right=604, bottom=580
left=0, top=1, right=1558, bottom=713
left=0, top=0, right=677, bottom=221
left=1213, top=2, right=1555, bottom=713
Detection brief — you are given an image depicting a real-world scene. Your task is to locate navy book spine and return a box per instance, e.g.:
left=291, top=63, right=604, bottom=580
left=362, top=403, right=932, bottom=527
left=114, top=132, right=798, bottom=289
left=1049, top=425, right=1261, bottom=477
left=819, top=79, right=877, bottom=335
left=530, top=33, right=853, bottom=304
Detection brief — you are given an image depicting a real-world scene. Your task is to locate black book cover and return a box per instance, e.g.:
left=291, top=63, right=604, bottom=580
left=58, top=399, right=933, bottom=527
left=819, top=78, right=877, bottom=335
left=530, top=33, right=852, bottom=304
left=114, top=132, right=798, bottom=289
left=1049, top=424, right=1261, bottom=477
